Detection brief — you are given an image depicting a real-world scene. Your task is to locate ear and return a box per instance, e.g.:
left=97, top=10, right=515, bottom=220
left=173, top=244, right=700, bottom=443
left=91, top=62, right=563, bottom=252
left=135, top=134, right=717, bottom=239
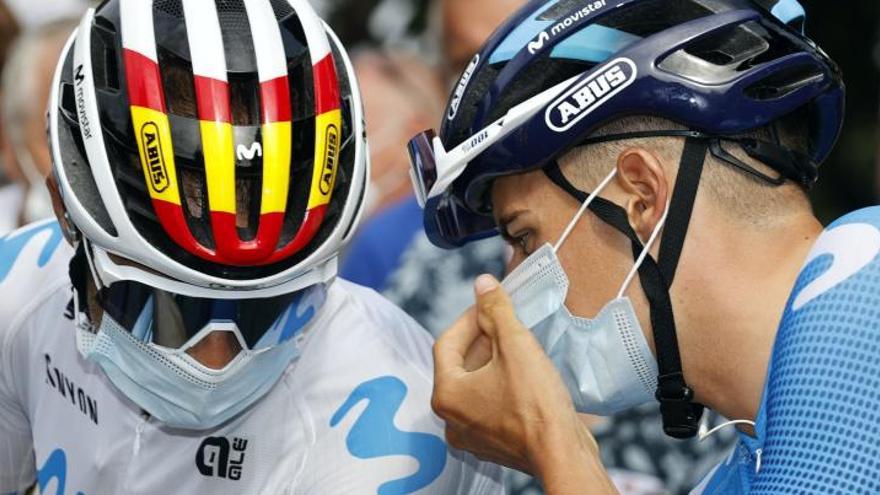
left=615, top=148, right=670, bottom=243
left=46, top=175, right=78, bottom=246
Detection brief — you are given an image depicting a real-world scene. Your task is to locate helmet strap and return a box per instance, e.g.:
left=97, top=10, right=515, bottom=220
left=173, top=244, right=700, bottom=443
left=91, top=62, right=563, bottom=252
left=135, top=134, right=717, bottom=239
left=544, top=136, right=709, bottom=439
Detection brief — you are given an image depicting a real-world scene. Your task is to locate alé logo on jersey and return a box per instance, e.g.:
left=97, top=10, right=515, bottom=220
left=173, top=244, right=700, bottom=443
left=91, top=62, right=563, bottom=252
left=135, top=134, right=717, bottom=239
left=527, top=0, right=608, bottom=55
left=545, top=58, right=637, bottom=132
left=196, top=436, right=249, bottom=480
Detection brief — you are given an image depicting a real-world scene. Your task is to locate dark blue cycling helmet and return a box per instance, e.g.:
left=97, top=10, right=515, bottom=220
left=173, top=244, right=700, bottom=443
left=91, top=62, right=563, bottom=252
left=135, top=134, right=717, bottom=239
left=409, top=0, right=845, bottom=439
left=410, top=0, right=844, bottom=249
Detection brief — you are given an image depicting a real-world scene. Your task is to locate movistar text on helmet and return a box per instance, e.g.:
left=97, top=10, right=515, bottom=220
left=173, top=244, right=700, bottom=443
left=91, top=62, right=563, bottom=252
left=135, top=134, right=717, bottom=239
left=528, top=0, right=609, bottom=55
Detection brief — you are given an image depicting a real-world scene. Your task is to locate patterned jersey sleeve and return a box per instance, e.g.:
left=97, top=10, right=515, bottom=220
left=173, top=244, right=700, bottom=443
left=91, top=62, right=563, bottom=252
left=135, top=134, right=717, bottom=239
left=0, top=221, right=72, bottom=494
left=751, top=207, right=880, bottom=493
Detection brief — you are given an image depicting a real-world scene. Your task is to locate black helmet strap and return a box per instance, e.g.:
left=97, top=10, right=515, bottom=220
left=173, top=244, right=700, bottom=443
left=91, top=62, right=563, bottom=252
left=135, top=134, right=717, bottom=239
left=544, top=136, right=710, bottom=439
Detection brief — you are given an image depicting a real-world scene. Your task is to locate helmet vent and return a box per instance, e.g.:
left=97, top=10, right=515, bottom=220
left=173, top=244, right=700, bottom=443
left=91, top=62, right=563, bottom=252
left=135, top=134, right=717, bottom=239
left=659, top=20, right=803, bottom=85
left=269, top=0, right=296, bottom=22
left=595, top=0, right=714, bottom=38
left=154, top=0, right=184, bottom=20
left=745, top=64, right=824, bottom=100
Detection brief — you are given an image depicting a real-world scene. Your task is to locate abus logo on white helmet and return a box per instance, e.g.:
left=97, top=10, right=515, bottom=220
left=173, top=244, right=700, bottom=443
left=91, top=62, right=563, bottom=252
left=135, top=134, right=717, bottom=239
left=447, top=54, right=480, bottom=121
left=545, top=58, right=637, bottom=133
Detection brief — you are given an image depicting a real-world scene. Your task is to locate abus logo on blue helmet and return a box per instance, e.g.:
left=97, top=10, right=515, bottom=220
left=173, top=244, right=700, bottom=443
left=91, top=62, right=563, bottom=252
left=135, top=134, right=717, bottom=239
left=447, top=54, right=480, bottom=121
left=546, top=58, right=637, bottom=132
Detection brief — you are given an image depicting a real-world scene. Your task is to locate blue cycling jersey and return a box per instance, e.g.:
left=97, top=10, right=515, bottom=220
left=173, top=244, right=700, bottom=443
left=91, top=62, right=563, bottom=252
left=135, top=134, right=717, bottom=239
left=693, top=207, right=880, bottom=494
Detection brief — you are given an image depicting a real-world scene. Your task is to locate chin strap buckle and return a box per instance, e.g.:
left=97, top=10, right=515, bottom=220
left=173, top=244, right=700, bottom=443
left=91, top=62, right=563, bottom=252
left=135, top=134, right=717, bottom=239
left=656, top=372, right=703, bottom=439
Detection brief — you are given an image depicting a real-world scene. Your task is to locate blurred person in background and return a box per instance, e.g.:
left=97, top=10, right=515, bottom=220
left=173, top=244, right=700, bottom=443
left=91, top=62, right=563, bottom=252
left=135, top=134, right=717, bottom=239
left=440, top=0, right=526, bottom=77
left=0, top=0, right=20, bottom=233
left=340, top=51, right=458, bottom=291
left=358, top=51, right=446, bottom=215
left=1, top=18, right=82, bottom=228
left=340, top=0, right=512, bottom=332
left=2, top=0, right=90, bottom=29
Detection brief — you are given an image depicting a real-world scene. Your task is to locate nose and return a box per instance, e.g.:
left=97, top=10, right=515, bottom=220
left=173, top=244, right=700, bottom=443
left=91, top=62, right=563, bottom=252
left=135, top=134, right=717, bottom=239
left=186, top=331, right=243, bottom=370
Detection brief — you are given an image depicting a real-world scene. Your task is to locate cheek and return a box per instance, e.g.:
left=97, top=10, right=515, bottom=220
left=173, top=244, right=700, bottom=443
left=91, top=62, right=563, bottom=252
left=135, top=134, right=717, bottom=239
left=558, top=216, right=634, bottom=318
left=505, top=250, right=525, bottom=275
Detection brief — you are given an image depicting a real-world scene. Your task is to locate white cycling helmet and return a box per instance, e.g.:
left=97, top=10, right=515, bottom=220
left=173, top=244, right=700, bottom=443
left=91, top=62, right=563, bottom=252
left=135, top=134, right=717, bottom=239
left=49, top=0, right=368, bottom=302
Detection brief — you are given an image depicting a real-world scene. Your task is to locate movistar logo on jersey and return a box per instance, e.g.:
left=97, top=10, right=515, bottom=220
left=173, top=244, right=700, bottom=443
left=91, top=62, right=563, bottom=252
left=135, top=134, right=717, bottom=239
left=37, top=449, right=85, bottom=495
left=447, top=54, right=480, bottom=121
left=545, top=58, right=637, bottom=132
left=528, top=0, right=609, bottom=55
left=0, top=221, right=64, bottom=284
left=331, top=376, right=447, bottom=494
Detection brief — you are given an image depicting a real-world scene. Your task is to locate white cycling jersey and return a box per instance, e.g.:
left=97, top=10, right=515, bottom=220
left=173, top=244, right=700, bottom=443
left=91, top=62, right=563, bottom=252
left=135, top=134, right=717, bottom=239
left=0, top=220, right=504, bottom=495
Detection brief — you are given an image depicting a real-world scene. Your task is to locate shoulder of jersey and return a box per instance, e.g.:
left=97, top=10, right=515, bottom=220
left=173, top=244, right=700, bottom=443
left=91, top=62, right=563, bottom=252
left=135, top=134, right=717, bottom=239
left=789, top=206, right=880, bottom=314
left=324, top=279, right=435, bottom=372
left=0, top=220, right=74, bottom=318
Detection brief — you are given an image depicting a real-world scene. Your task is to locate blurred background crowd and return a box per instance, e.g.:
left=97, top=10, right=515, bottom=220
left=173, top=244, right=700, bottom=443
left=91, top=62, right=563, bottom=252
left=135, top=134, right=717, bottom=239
left=0, top=1, right=877, bottom=494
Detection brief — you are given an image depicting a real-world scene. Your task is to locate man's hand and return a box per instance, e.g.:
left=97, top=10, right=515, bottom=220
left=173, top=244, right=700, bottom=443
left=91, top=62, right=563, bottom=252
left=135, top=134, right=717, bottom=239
left=432, top=274, right=617, bottom=494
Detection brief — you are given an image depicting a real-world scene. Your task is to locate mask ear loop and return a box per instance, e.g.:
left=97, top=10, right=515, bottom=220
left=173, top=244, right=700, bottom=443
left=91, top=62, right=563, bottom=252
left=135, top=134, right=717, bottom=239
left=617, top=202, right=671, bottom=300
left=553, top=168, right=618, bottom=252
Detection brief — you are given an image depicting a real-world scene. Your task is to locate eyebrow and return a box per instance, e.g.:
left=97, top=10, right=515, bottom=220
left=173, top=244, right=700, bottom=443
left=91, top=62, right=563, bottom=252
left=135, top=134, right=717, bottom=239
left=497, top=209, right=527, bottom=238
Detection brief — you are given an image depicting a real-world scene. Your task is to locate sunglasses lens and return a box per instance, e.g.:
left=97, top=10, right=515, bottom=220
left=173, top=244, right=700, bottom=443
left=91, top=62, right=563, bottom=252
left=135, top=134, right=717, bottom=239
left=408, top=130, right=439, bottom=205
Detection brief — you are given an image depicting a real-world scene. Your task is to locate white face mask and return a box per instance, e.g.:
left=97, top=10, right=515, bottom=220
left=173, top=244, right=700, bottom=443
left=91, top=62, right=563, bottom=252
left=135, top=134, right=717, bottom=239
left=501, top=168, right=667, bottom=416
left=75, top=285, right=326, bottom=430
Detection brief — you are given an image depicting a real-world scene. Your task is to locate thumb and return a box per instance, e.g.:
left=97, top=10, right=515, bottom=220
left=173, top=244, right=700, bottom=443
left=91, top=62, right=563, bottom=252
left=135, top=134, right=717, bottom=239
left=474, top=274, right=519, bottom=341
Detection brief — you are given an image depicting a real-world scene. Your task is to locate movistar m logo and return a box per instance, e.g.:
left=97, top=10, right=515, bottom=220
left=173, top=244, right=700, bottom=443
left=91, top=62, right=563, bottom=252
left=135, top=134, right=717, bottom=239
left=236, top=142, right=263, bottom=161
left=545, top=58, right=637, bottom=132
left=528, top=0, right=608, bottom=54
left=140, top=123, right=169, bottom=193
left=330, top=376, right=447, bottom=495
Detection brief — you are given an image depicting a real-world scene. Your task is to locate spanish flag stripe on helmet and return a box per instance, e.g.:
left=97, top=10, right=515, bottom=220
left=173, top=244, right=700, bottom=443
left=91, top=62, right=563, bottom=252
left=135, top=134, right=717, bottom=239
left=264, top=54, right=340, bottom=265
left=120, top=0, right=213, bottom=260
left=118, top=0, right=343, bottom=267
left=268, top=0, right=341, bottom=261
left=182, top=0, right=257, bottom=263
left=246, top=0, right=293, bottom=259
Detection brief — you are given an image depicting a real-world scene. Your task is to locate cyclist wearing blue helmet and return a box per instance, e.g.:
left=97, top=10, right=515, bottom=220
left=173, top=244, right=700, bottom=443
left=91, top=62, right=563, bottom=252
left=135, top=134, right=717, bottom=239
left=410, top=0, right=880, bottom=492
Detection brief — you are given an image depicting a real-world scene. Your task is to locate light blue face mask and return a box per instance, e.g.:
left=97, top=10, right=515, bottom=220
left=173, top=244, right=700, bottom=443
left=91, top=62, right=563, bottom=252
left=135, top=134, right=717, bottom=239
left=75, top=285, right=327, bottom=430
left=501, top=169, right=662, bottom=416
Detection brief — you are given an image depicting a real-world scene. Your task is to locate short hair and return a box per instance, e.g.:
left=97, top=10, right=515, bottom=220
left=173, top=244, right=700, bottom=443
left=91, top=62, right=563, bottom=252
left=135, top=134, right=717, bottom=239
left=559, top=113, right=814, bottom=228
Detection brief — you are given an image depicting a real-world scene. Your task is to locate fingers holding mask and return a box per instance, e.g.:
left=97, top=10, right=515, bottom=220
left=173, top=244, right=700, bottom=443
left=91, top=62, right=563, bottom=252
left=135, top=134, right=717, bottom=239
left=431, top=273, right=587, bottom=474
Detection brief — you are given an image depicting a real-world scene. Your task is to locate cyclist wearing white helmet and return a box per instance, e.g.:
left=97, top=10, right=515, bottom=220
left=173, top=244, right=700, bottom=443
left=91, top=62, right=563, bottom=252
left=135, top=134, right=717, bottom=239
left=0, top=1, right=504, bottom=494
left=411, top=0, right=880, bottom=493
